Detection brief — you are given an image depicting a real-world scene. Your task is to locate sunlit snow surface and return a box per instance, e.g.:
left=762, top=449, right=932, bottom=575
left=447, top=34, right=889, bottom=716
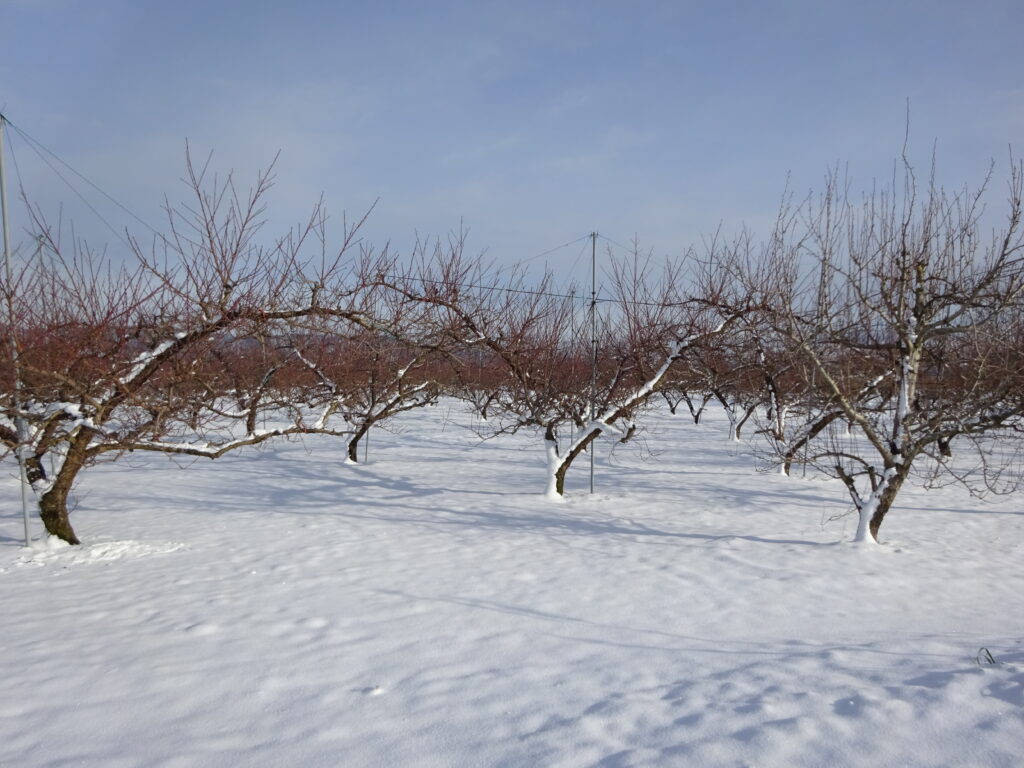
left=2, top=403, right=1022, bottom=767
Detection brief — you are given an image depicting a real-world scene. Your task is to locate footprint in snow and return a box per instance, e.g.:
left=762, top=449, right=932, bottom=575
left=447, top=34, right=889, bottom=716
left=184, top=622, right=219, bottom=636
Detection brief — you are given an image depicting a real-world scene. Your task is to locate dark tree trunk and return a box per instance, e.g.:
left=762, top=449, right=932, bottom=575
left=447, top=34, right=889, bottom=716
left=36, top=434, right=91, bottom=545
left=25, top=454, right=48, bottom=485
left=782, top=410, right=842, bottom=476
left=551, top=429, right=599, bottom=496
left=480, top=391, right=496, bottom=420
left=868, top=467, right=908, bottom=542
left=735, top=404, right=757, bottom=440
left=347, top=422, right=370, bottom=463
left=39, top=485, right=81, bottom=545
left=680, top=392, right=704, bottom=423
left=660, top=391, right=679, bottom=415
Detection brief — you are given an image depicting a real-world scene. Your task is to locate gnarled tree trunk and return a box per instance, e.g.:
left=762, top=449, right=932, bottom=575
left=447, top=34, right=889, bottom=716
left=547, top=426, right=600, bottom=497
left=39, top=484, right=81, bottom=545
left=35, top=434, right=91, bottom=545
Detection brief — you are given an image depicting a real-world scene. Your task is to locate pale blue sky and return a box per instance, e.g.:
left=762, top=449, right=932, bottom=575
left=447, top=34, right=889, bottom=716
left=2, top=0, right=1022, bottom=273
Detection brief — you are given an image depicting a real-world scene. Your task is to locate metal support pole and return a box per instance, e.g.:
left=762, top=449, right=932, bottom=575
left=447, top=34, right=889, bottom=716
left=0, top=115, right=33, bottom=546
left=589, top=232, right=597, bottom=494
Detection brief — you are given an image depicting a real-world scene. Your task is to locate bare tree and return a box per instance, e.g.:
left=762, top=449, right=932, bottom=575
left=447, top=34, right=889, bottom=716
left=286, top=293, right=444, bottom=464
left=750, top=161, right=1024, bottom=542
left=411, top=245, right=595, bottom=495
left=534, top=243, right=751, bottom=496
left=0, top=154, right=385, bottom=544
left=400, top=236, right=754, bottom=497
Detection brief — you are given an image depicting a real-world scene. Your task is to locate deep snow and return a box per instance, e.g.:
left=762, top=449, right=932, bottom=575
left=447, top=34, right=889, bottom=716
left=2, top=403, right=1022, bottom=767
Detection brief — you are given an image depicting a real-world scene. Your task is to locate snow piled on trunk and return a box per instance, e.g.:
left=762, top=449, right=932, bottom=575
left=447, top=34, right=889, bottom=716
left=2, top=402, right=1022, bottom=767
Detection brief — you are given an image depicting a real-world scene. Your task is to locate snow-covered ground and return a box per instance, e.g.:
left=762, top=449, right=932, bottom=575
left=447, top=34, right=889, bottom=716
left=2, top=403, right=1022, bottom=767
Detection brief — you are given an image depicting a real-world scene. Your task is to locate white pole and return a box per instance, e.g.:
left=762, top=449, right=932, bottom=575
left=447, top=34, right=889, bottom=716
left=0, top=115, right=33, bottom=546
